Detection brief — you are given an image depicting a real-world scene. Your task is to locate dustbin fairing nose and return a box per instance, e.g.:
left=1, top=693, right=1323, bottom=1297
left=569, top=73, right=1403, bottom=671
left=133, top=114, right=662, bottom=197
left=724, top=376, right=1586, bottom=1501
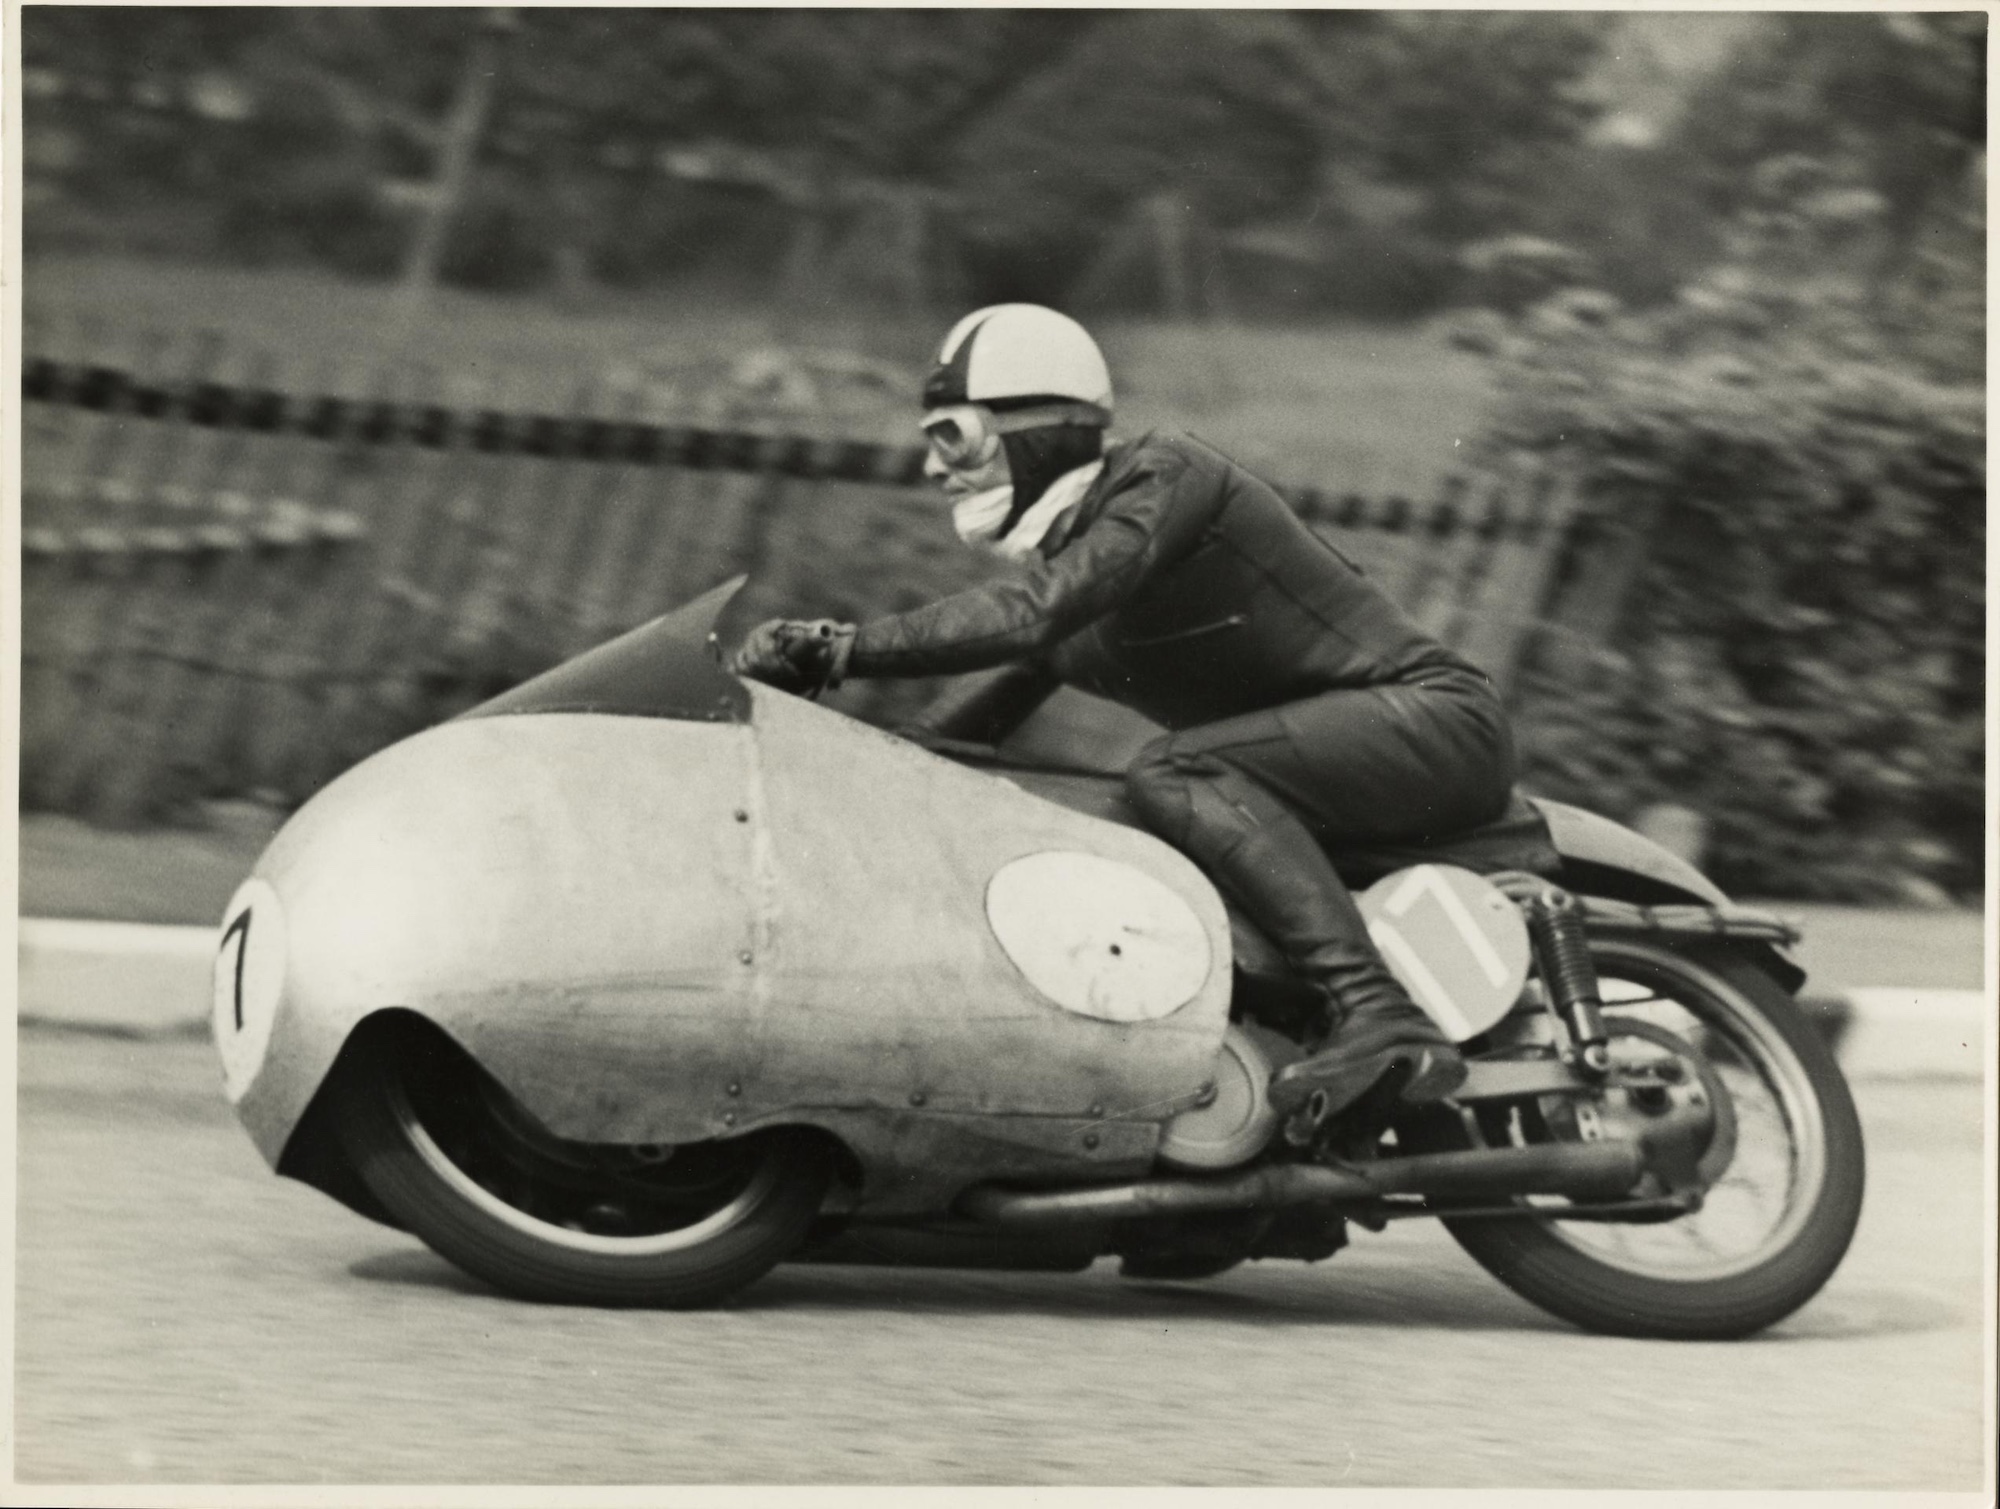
left=230, top=568, right=767, bottom=1112
left=220, top=708, right=764, bottom=1164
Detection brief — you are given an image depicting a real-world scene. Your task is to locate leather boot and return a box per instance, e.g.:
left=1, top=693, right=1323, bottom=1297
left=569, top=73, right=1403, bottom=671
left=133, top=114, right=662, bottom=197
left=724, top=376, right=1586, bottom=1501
left=1267, top=992, right=1466, bottom=1119
left=1246, top=867, right=1467, bottom=1119
left=1124, top=749, right=1464, bottom=1123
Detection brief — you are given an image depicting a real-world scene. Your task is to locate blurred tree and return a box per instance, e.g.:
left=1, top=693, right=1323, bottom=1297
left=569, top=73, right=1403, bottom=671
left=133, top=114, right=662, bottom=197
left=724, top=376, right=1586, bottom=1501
left=450, top=8, right=1101, bottom=293
left=23, top=7, right=472, bottom=271
left=24, top=6, right=275, bottom=84
left=947, top=10, right=1338, bottom=302
left=949, top=11, right=1614, bottom=308
left=1478, top=158, right=1985, bottom=904
left=396, top=10, right=517, bottom=312
left=1314, top=11, right=1613, bottom=244
left=1222, top=12, right=1615, bottom=317
left=1514, top=138, right=1718, bottom=307
left=494, top=9, right=1092, bottom=169
left=42, top=6, right=1976, bottom=329
left=1667, top=13, right=1985, bottom=293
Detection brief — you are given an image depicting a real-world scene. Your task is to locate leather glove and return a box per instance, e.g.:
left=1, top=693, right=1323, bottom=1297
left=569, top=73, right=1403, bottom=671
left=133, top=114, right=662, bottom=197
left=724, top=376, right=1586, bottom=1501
left=731, top=619, right=802, bottom=688
left=731, top=618, right=857, bottom=697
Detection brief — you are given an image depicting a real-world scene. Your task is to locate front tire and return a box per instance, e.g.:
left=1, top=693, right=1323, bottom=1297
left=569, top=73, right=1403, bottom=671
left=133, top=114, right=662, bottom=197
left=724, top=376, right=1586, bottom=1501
left=1427, top=941, right=1864, bottom=1340
left=334, top=1016, right=832, bottom=1308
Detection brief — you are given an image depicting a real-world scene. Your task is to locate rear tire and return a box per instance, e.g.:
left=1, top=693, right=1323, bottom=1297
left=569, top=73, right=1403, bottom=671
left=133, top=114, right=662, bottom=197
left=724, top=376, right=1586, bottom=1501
left=334, top=1017, right=831, bottom=1308
left=1428, top=942, right=1864, bottom=1340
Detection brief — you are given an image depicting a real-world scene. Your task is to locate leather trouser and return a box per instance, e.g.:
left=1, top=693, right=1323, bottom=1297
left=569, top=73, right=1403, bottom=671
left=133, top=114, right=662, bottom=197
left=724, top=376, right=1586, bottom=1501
left=1123, top=670, right=1514, bottom=1029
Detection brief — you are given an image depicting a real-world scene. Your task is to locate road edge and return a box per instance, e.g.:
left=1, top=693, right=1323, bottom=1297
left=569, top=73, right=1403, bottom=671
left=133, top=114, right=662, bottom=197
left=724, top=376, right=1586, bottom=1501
left=17, top=917, right=1991, bottom=1080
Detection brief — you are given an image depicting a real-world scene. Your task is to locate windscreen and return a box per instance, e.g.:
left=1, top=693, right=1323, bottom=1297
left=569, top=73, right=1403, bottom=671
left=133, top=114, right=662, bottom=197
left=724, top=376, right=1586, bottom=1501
left=459, top=576, right=750, bottom=724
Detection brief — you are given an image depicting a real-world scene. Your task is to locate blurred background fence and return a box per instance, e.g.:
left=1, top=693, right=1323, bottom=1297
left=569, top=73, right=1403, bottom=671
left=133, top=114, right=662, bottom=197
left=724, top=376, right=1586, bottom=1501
left=18, top=334, right=1597, bottom=825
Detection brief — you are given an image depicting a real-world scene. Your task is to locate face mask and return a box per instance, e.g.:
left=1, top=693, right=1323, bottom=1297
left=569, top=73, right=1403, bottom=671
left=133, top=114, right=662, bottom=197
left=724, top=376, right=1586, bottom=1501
left=950, top=485, right=1018, bottom=548
left=952, top=460, right=1105, bottom=563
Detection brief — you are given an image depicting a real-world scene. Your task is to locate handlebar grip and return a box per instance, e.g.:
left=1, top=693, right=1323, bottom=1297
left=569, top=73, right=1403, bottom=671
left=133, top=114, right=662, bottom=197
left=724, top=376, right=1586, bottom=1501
left=777, top=621, right=837, bottom=673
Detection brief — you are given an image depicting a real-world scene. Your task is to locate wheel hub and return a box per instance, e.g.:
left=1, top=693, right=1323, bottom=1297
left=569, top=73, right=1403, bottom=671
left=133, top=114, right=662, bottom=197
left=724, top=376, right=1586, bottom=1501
left=1541, top=1017, right=1731, bottom=1198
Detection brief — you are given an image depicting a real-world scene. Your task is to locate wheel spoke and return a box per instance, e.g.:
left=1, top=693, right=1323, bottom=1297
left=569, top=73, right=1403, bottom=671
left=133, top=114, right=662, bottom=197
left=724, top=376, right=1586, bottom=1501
left=1478, top=945, right=1841, bottom=1286
left=1436, top=940, right=1860, bottom=1337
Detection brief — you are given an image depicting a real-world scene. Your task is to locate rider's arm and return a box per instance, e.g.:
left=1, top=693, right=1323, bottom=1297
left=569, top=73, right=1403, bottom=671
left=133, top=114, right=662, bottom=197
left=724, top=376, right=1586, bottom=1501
left=902, top=660, right=1062, bottom=746
left=849, top=444, right=1217, bottom=678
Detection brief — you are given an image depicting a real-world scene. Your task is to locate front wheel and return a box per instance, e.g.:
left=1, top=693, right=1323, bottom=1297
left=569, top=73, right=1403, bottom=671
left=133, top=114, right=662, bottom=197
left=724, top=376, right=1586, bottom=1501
left=333, top=1016, right=833, bottom=1307
left=1422, top=940, right=1864, bottom=1340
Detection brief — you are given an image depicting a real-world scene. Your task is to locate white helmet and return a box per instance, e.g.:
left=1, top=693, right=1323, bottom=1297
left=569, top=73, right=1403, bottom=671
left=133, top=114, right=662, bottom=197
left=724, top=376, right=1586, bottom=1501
left=922, top=304, right=1113, bottom=423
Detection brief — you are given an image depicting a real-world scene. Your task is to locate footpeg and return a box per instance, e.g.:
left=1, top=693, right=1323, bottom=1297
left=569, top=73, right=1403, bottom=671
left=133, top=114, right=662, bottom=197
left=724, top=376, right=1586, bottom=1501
left=1271, top=1045, right=1447, bottom=1130
left=1403, top=1047, right=1470, bottom=1105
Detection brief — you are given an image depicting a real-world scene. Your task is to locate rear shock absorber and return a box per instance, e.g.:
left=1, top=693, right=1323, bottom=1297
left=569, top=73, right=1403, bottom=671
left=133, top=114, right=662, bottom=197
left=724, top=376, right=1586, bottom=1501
left=1521, top=885, right=1611, bottom=1076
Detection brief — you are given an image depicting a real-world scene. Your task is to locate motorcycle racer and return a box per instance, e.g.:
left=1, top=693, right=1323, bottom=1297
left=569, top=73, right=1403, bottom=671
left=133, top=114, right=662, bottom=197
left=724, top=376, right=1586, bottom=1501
left=734, top=304, right=1519, bottom=1122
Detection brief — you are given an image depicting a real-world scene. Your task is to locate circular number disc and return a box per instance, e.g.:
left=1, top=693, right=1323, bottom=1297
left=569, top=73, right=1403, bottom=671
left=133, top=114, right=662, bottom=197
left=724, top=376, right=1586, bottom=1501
left=986, top=851, right=1213, bottom=1023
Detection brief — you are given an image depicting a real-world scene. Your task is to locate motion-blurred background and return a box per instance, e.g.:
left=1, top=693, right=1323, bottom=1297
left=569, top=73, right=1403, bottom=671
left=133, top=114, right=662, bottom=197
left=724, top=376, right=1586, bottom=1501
left=16, top=8, right=1987, bottom=907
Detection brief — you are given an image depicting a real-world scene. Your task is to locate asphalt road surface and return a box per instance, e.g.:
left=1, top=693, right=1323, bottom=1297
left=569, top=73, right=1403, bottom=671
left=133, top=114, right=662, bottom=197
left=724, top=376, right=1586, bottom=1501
left=14, top=1029, right=1990, bottom=1489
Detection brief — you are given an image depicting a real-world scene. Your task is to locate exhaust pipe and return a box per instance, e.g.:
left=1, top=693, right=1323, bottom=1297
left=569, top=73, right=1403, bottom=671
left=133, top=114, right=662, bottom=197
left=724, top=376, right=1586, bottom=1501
left=960, top=1140, right=1646, bottom=1229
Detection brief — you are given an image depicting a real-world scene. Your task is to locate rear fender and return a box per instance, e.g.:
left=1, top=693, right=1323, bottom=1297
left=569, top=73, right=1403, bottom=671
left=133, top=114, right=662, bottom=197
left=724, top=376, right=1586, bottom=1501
left=1532, top=798, right=1728, bottom=905
left=1532, top=798, right=1805, bottom=994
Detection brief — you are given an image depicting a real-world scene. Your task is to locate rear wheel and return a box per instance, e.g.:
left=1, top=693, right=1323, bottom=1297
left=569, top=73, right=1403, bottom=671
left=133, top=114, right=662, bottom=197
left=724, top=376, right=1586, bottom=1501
left=1420, top=940, right=1864, bottom=1340
left=334, top=1016, right=832, bottom=1307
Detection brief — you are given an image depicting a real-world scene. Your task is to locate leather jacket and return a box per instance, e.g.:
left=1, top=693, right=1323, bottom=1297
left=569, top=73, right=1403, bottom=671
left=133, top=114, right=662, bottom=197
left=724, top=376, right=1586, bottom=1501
left=851, top=431, right=1488, bottom=731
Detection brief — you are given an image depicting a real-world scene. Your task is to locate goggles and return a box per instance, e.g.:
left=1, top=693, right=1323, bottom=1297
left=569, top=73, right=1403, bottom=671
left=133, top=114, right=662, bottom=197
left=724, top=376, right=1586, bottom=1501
left=920, top=401, right=1108, bottom=471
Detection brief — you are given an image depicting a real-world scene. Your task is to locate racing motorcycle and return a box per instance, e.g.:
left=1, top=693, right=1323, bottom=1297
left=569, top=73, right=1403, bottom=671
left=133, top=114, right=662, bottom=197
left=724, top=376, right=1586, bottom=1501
left=213, top=578, right=1864, bottom=1339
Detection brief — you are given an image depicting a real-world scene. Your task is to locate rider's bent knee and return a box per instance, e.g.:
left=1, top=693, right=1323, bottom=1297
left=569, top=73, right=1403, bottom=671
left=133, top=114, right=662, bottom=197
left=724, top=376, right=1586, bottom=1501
left=1124, top=735, right=1204, bottom=834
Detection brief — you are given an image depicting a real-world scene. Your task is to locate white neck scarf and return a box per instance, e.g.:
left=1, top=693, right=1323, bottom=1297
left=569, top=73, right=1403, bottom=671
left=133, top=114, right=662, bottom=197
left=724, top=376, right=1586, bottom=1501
left=953, top=460, right=1104, bottom=563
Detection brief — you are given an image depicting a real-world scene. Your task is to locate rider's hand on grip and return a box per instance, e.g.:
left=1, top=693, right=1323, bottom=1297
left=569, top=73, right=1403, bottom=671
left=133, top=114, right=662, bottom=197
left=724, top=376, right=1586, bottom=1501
left=730, top=619, right=807, bottom=690
left=731, top=618, right=856, bottom=698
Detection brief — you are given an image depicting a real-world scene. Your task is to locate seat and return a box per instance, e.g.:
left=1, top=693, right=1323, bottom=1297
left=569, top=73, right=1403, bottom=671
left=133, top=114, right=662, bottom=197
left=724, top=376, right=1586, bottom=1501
left=1317, top=791, right=1561, bottom=888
